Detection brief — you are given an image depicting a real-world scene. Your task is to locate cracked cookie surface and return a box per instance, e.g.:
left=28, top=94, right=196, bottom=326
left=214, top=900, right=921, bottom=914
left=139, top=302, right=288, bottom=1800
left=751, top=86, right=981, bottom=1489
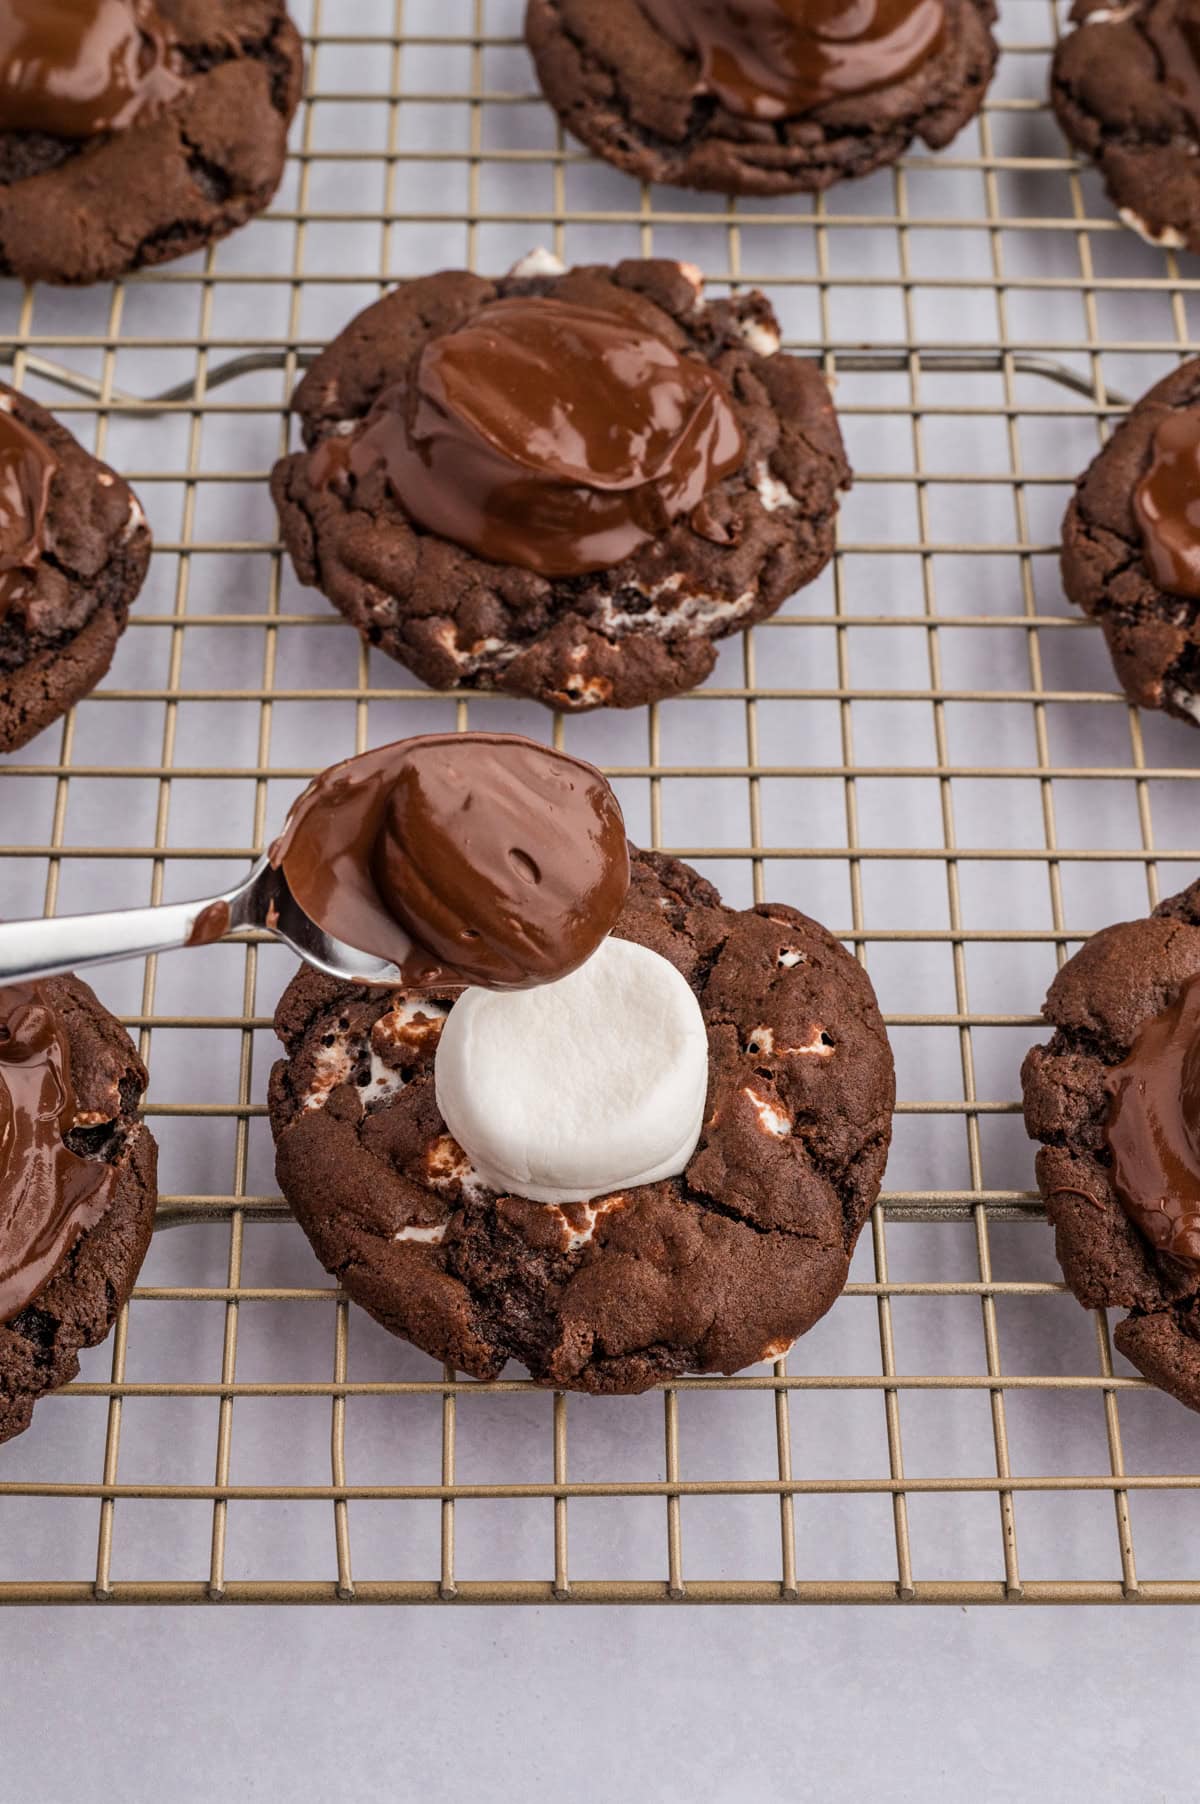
left=269, top=258, right=850, bottom=713
left=525, top=0, right=998, bottom=196
left=0, top=383, right=151, bottom=754
left=1051, top=0, right=1200, bottom=253
left=268, top=848, right=895, bottom=1394
left=1060, top=358, right=1200, bottom=728
left=0, top=976, right=158, bottom=1445
left=1022, top=878, right=1200, bottom=1414
left=0, top=1, right=303, bottom=285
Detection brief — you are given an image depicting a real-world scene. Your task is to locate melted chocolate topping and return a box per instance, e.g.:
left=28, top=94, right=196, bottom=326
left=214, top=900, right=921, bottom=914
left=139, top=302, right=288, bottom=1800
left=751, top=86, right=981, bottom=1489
left=186, top=899, right=230, bottom=948
left=313, top=294, right=746, bottom=579
left=270, top=733, right=631, bottom=990
left=0, top=983, right=118, bottom=1326
left=1143, top=0, right=1200, bottom=133
left=637, top=0, right=946, bottom=121
left=0, top=0, right=184, bottom=140
left=1133, top=409, right=1200, bottom=599
left=1105, top=971, right=1200, bottom=1270
left=0, top=407, right=58, bottom=624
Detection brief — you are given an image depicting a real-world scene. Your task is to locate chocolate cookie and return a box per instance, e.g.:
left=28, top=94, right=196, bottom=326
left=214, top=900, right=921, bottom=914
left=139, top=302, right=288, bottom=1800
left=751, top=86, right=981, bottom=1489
left=0, top=383, right=151, bottom=754
left=0, top=1, right=304, bottom=286
left=525, top=0, right=998, bottom=197
left=269, top=849, right=895, bottom=1395
left=1022, top=878, right=1200, bottom=1415
left=270, top=256, right=850, bottom=712
left=1, top=976, right=158, bottom=1445
left=1060, top=358, right=1200, bottom=728
left=1052, top=1, right=1200, bottom=253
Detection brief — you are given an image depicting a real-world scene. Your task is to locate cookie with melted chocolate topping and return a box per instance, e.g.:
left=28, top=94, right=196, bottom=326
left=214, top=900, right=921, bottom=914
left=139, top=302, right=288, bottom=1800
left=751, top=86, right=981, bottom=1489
left=267, top=849, right=895, bottom=1395
left=1060, top=358, right=1200, bottom=730
left=1023, top=876, right=1200, bottom=1416
left=1052, top=0, right=1200, bottom=254
left=525, top=0, right=997, bottom=196
left=0, top=0, right=303, bottom=286
left=0, top=382, right=151, bottom=755
left=0, top=974, right=157, bottom=1446
left=270, top=258, right=851, bottom=713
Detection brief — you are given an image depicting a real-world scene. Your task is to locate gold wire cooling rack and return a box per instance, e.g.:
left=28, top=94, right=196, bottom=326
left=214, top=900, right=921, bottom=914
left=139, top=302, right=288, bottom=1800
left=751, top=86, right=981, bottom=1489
left=2, top=0, right=1200, bottom=1605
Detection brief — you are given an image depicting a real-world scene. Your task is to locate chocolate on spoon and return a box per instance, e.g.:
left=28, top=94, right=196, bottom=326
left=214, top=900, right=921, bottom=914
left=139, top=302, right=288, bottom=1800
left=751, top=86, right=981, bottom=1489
left=270, top=732, right=630, bottom=990
left=0, top=733, right=630, bottom=993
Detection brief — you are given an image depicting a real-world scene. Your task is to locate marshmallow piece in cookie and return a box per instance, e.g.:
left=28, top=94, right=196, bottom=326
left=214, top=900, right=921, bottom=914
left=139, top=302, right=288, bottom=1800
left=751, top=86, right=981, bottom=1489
left=434, top=935, right=709, bottom=1205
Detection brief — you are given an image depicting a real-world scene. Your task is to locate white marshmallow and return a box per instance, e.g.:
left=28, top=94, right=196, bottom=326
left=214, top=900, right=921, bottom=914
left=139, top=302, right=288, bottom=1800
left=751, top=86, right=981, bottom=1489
left=738, top=316, right=782, bottom=357
left=1169, top=685, right=1200, bottom=723
left=754, top=460, right=797, bottom=513
left=508, top=246, right=567, bottom=279
left=1118, top=207, right=1188, bottom=249
left=434, top=936, right=709, bottom=1205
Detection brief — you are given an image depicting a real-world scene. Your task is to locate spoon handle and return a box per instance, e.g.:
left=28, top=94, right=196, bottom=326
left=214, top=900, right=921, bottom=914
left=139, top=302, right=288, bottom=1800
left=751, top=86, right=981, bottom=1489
left=0, top=893, right=235, bottom=986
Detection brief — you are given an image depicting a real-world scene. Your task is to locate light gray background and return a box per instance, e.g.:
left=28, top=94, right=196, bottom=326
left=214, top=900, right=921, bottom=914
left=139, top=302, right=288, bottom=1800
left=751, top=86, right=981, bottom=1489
left=2, top=1605, right=1194, bottom=1798
left=3, top=2, right=1200, bottom=1793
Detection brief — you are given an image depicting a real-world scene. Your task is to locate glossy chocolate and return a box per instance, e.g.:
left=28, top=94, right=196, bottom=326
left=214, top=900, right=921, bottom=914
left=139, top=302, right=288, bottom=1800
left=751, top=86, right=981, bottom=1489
left=0, top=982, right=117, bottom=1325
left=637, top=0, right=947, bottom=121
left=0, top=407, right=58, bottom=624
left=1144, top=0, right=1200, bottom=134
left=1105, top=971, right=1200, bottom=1269
left=315, top=295, right=745, bottom=578
left=1133, top=409, right=1200, bottom=599
left=0, top=0, right=184, bottom=140
left=270, top=733, right=631, bottom=989
left=186, top=899, right=230, bottom=948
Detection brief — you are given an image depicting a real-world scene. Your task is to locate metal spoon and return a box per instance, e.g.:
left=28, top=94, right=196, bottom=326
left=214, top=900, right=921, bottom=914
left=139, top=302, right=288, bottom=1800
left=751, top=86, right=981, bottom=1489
left=0, top=855, right=407, bottom=989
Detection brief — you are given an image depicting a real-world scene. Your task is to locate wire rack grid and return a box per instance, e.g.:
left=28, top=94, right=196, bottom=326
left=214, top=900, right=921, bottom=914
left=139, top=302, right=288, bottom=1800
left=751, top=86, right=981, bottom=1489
left=1, top=0, right=1199, bottom=1606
